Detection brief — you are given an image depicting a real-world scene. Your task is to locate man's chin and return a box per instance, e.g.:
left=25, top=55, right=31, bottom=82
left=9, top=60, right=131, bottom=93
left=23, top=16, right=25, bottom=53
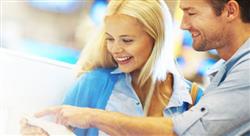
left=193, top=42, right=207, bottom=51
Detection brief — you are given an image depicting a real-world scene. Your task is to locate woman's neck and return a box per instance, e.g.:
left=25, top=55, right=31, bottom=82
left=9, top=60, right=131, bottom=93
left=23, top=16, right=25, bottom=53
left=131, top=70, right=140, bottom=85
left=131, top=70, right=149, bottom=106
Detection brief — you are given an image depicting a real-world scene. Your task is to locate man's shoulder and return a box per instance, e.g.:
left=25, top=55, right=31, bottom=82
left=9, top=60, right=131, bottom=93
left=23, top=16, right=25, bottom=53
left=230, top=51, right=250, bottom=72
left=222, top=49, right=250, bottom=83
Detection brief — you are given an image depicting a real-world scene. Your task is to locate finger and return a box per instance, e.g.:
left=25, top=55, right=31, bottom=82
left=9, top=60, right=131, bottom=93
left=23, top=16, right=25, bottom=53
left=55, top=112, right=62, bottom=124
left=60, top=118, right=68, bottom=126
left=20, top=125, right=44, bottom=135
left=34, top=106, right=61, bottom=117
left=57, top=110, right=67, bottom=126
left=62, top=115, right=70, bottom=127
left=20, top=118, right=28, bottom=128
left=67, top=125, right=75, bottom=131
left=55, top=113, right=60, bottom=124
left=55, top=109, right=65, bottom=125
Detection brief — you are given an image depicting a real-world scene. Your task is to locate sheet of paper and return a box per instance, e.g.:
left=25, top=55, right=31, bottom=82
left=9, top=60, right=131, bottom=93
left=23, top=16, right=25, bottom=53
left=23, top=115, right=76, bottom=136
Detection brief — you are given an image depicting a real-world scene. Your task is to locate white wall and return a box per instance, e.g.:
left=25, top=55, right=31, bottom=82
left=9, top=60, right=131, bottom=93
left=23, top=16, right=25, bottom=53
left=0, top=49, right=77, bottom=135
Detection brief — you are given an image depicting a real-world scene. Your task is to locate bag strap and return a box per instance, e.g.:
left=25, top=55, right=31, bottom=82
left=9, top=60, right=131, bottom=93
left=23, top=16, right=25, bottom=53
left=188, top=82, right=199, bottom=109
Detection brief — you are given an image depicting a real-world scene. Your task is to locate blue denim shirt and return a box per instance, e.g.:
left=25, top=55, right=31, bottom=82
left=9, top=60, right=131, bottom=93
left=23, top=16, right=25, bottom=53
left=99, top=68, right=194, bottom=135
left=107, top=68, right=193, bottom=115
left=63, top=67, right=202, bottom=136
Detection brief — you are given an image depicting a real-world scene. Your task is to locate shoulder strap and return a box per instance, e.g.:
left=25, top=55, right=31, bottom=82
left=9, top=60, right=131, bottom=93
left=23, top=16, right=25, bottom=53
left=219, top=50, right=250, bottom=85
left=188, top=82, right=199, bottom=109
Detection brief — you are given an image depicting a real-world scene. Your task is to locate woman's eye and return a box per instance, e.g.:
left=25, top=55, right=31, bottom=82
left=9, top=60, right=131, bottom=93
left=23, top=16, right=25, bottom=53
left=122, top=39, right=133, bottom=43
left=106, top=38, right=114, bottom=42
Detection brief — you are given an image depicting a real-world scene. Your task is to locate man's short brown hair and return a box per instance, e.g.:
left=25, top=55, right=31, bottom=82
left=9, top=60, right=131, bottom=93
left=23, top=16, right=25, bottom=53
left=208, top=0, right=250, bottom=23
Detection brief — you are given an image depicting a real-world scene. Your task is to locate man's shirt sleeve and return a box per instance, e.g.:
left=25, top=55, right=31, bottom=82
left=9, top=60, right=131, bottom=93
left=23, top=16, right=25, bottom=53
left=172, top=58, right=250, bottom=136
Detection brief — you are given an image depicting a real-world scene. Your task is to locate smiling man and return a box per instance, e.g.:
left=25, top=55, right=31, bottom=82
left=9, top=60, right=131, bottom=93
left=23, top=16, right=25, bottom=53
left=171, top=0, right=250, bottom=135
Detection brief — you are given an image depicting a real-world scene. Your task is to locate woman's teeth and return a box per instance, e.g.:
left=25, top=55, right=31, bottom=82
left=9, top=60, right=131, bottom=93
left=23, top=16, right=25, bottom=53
left=116, top=56, right=131, bottom=61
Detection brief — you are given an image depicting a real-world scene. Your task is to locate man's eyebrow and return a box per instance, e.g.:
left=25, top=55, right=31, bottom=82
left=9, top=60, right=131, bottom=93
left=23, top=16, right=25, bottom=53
left=180, top=7, right=195, bottom=11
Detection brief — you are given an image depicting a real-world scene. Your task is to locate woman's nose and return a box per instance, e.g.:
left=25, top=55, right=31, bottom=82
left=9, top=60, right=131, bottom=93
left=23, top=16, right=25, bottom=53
left=110, top=43, right=124, bottom=54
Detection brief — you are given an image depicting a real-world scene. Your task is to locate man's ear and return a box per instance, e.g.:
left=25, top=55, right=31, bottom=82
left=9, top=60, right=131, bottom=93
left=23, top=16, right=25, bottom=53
left=223, top=0, right=240, bottom=22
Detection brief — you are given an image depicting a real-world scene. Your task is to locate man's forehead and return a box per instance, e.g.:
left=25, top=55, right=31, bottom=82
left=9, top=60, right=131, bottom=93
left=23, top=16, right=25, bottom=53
left=180, top=0, right=209, bottom=10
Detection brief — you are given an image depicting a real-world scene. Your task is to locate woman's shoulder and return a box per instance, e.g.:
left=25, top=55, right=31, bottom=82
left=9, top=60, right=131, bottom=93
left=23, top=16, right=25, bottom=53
left=173, top=75, right=203, bottom=95
left=91, top=67, right=115, bottom=75
left=78, top=67, right=116, bottom=81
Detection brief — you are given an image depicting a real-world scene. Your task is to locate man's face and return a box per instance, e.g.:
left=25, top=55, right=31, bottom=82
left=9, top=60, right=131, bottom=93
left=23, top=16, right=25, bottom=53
left=180, top=0, right=227, bottom=51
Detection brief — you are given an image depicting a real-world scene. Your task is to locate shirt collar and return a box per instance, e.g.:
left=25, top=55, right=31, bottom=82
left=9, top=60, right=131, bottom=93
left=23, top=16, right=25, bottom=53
left=110, top=68, right=123, bottom=75
left=206, top=59, right=225, bottom=81
left=110, top=68, right=192, bottom=108
left=206, top=37, right=250, bottom=81
left=166, top=74, right=192, bottom=109
left=225, top=37, right=250, bottom=65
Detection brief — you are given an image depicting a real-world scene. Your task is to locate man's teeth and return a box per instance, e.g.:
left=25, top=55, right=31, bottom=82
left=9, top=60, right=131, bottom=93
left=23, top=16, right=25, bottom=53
left=116, top=57, right=131, bottom=61
left=192, top=33, right=200, bottom=37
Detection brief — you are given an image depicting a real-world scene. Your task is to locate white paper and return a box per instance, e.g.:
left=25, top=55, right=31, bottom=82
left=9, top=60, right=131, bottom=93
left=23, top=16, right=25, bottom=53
left=23, top=115, right=76, bottom=136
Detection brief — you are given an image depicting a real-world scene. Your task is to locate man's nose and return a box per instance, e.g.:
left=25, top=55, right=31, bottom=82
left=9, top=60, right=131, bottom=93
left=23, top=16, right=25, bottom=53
left=180, top=16, right=191, bottom=30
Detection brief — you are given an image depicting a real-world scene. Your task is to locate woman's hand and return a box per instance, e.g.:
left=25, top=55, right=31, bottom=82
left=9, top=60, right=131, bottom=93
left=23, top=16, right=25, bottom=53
left=20, top=118, right=49, bottom=136
left=35, top=105, right=96, bottom=129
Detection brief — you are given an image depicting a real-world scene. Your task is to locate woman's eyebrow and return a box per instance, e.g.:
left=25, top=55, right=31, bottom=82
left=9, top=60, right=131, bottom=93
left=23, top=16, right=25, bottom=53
left=105, top=32, right=112, bottom=37
left=120, top=35, right=135, bottom=38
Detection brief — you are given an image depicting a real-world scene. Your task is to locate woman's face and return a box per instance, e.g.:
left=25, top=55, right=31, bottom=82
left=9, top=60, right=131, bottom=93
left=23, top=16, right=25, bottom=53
left=105, top=14, right=154, bottom=73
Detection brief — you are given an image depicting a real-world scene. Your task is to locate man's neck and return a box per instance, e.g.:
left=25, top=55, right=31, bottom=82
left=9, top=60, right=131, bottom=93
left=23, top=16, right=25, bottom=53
left=217, top=23, right=250, bottom=61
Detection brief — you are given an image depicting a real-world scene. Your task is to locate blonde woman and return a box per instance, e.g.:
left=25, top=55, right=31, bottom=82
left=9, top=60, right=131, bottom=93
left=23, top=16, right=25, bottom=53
left=21, top=0, right=202, bottom=136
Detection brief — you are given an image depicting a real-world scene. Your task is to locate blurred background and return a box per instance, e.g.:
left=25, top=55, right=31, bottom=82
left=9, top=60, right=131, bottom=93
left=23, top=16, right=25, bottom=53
left=1, top=0, right=220, bottom=87
left=0, top=0, right=221, bottom=134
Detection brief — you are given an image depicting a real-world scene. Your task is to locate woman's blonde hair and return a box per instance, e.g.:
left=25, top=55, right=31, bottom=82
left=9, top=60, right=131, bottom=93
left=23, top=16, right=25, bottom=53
left=77, top=0, right=180, bottom=114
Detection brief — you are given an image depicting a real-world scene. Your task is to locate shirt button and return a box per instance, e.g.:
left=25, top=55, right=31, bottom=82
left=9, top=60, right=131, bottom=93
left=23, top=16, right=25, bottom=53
left=200, top=107, right=206, bottom=112
left=136, top=102, right=140, bottom=105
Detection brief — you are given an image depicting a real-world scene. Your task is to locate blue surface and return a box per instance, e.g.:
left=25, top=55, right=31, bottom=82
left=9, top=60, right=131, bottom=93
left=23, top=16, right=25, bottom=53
left=22, top=39, right=80, bottom=64
left=182, top=30, right=193, bottom=48
left=28, top=0, right=83, bottom=13
left=89, top=0, right=108, bottom=25
left=197, top=58, right=217, bottom=76
left=208, top=49, right=218, bottom=55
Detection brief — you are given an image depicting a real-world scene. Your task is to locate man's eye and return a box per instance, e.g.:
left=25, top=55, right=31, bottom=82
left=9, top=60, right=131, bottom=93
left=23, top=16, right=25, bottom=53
left=188, top=13, right=196, bottom=16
